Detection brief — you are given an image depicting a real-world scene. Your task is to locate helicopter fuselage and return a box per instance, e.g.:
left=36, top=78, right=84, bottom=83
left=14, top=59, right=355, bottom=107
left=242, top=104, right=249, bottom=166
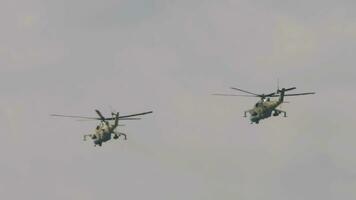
left=93, top=123, right=113, bottom=145
left=248, top=99, right=283, bottom=124
left=85, top=121, right=123, bottom=146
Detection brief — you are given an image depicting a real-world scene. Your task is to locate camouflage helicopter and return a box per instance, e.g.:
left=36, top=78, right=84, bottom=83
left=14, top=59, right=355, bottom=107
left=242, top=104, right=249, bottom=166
left=213, top=86, right=315, bottom=124
left=51, top=110, right=153, bottom=146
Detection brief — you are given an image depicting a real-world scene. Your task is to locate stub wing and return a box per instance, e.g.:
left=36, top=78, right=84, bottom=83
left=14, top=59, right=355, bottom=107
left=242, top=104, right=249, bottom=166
left=274, top=109, right=287, bottom=117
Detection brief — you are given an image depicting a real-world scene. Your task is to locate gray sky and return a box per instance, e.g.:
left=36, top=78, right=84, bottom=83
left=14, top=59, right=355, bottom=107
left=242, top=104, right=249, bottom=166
left=1, top=0, right=356, bottom=199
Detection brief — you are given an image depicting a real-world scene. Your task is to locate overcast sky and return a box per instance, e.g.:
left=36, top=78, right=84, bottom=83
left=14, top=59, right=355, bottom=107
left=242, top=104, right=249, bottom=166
left=1, top=0, right=356, bottom=199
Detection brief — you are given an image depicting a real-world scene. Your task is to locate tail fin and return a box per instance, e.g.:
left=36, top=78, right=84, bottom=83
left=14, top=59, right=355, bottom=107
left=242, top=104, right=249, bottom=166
left=278, top=89, right=285, bottom=103
left=114, top=112, right=119, bottom=128
left=277, top=87, right=296, bottom=103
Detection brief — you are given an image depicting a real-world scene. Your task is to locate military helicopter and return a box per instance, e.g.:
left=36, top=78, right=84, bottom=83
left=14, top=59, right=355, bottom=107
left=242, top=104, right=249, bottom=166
left=51, top=109, right=153, bottom=146
left=213, top=86, right=315, bottom=124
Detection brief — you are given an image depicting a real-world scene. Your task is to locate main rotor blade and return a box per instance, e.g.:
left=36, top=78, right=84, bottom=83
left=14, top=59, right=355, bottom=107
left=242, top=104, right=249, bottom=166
left=212, top=94, right=258, bottom=97
left=284, top=92, right=315, bottom=96
left=95, top=109, right=106, bottom=121
left=284, top=87, right=297, bottom=92
left=51, top=114, right=99, bottom=120
left=76, top=119, right=98, bottom=122
left=119, top=111, right=153, bottom=119
left=264, top=92, right=276, bottom=97
left=51, top=111, right=153, bottom=121
left=107, top=117, right=141, bottom=120
left=230, top=87, right=260, bottom=96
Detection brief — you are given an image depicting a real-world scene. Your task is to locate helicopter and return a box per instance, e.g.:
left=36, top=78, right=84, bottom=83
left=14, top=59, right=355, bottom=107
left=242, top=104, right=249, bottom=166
left=213, top=86, right=315, bottom=124
left=51, top=109, right=153, bottom=146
